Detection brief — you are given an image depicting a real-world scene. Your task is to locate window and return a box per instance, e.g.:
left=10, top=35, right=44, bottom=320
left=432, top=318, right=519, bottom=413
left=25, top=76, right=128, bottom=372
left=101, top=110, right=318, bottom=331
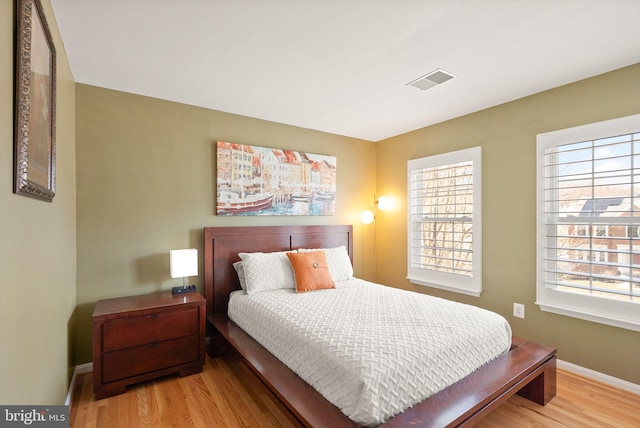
left=627, top=225, right=640, bottom=239
left=407, top=147, right=482, bottom=296
left=537, top=113, right=640, bottom=332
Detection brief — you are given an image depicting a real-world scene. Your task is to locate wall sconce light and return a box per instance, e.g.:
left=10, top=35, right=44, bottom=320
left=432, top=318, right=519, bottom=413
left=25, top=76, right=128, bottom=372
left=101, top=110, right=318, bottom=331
left=170, top=248, right=198, bottom=291
left=360, top=195, right=394, bottom=224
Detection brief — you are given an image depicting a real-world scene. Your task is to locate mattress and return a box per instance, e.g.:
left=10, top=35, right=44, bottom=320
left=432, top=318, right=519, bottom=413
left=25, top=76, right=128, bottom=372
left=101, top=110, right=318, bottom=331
left=228, top=278, right=512, bottom=426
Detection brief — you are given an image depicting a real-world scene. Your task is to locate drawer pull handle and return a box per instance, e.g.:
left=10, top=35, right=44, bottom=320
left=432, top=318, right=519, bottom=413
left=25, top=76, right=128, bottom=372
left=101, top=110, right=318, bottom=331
left=149, top=342, right=158, bottom=347
left=147, top=314, right=158, bottom=319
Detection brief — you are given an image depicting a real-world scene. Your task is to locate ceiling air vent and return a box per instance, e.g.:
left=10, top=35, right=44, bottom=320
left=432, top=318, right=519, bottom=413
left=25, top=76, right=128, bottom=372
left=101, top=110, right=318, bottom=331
left=407, top=69, right=455, bottom=91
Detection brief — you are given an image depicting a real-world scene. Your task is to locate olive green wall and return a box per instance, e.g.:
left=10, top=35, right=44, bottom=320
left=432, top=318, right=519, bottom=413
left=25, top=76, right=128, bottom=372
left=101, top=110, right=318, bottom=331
left=1, top=0, right=636, bottom=405
left=375, top=63, right=640, bottom=384
left=0, top=0, right=76, bottom=404
left=73, top=84, right=377, bottom=364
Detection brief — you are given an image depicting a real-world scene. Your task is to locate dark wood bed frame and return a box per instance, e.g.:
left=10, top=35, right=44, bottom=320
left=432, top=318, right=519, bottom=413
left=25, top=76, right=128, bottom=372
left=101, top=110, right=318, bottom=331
left=203, top=225, right=556, bottom=427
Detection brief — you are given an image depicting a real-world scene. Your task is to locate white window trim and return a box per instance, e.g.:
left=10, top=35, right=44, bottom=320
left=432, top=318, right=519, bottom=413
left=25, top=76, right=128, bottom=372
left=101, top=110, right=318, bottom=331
left=407, top=146, right=482, bottom=297
left=536, top=113, right=640, bottom=332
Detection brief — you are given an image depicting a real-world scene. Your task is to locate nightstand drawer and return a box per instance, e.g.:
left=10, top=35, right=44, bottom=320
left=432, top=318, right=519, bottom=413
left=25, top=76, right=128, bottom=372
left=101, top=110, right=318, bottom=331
left=102, top=308, right=198, bottom=352
left=102, top=335, right=199, bottom=383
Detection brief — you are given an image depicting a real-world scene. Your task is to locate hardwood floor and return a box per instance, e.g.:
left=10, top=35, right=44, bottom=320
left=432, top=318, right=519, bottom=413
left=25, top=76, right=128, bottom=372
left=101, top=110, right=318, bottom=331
left=70, top=356, right=640, bottom=427
left=475, top=369, right=640, bottom=428
left=71, top=356, right=297, bottom=428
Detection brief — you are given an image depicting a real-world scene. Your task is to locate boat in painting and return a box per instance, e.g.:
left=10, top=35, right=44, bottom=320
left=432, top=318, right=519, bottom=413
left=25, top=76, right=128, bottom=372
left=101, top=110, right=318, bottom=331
left=291, top=189, right=313, bottom=202
left=217, top=191, right=274, bottom=215
left=314, top=190, right=336, bottom=201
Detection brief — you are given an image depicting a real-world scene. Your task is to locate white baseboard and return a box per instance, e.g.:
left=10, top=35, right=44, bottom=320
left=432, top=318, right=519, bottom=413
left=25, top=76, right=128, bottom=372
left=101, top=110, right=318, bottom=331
left=557, top=359, right=640, bottom=396
left=65, top=362, right=93, bottom=406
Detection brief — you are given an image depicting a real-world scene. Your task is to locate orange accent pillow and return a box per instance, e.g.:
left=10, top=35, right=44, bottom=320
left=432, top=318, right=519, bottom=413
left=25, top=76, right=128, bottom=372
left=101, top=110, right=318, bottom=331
left=286, top=251, right=335, bottom=293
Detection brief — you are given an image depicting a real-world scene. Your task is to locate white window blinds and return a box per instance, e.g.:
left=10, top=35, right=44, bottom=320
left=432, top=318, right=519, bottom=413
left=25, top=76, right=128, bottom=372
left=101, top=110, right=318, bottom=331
left=407, top=147, right=482, bottom=296
left=542, top=132, right=640, bottom=301
left=537, top=113, right=640, bottom=332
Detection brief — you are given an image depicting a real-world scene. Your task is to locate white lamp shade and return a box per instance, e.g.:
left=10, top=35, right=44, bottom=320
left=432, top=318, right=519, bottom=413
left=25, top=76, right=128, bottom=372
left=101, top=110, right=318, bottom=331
left=360, top=210, right=374, bottom=224
left=377, top=196, right=393, bottom=211
left=170, top=249, right=198, bottom=278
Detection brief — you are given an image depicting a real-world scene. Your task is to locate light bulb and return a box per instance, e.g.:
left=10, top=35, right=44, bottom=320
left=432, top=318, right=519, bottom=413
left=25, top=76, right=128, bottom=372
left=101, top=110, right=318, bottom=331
left=360, top=210, right=374, bottom=224
left=377, top=196, right=393, bottom=211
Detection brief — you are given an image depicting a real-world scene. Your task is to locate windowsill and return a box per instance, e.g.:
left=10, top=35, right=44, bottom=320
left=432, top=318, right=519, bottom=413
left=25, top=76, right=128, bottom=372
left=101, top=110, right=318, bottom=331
left=407, top=276, right=481, bottom=297
left=536, top=300, right=640, bottom=333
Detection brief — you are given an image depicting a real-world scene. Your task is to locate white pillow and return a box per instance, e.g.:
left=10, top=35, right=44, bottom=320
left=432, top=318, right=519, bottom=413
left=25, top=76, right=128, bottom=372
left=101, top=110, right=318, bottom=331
left=298, top=246, right=354, bottom=282
left=232, top=261, right=247, bottom=291
left=238, top=251, right=296, bottom=294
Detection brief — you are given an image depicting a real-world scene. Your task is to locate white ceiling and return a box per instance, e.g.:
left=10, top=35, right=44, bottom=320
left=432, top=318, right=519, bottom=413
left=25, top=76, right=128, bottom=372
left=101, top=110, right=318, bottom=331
left=50, top=0, right=640, bottom=142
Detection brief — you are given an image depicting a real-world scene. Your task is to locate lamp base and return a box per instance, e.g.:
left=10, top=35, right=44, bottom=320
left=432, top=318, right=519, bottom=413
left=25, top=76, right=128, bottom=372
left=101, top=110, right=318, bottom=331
left=172, top=284, right=197, bottom=295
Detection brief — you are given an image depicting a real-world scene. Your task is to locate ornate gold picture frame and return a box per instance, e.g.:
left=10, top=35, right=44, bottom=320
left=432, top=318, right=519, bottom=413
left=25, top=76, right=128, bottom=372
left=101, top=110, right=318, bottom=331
left=14, top=0, right=57, bottom=202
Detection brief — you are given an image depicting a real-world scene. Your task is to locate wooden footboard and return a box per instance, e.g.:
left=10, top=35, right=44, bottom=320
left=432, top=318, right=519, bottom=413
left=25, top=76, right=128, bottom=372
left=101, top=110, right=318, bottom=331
left=209, top=313, right=556, bottom=428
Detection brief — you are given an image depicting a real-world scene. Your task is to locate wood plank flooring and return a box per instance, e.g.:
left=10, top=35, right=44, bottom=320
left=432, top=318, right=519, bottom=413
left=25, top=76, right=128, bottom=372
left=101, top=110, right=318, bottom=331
left=70, top=356, right=640, bottom=427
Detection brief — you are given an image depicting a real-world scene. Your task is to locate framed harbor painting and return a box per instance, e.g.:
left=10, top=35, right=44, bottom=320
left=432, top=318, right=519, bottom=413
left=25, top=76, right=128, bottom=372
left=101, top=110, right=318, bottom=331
left=14, top=0, right=57, bottom=202
left=216, top=141, right=336, bottom=216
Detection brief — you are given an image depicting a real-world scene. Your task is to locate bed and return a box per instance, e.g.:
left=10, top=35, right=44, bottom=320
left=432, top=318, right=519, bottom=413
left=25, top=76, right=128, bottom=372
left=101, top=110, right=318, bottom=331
left=204, top=225, right=556, bottom=427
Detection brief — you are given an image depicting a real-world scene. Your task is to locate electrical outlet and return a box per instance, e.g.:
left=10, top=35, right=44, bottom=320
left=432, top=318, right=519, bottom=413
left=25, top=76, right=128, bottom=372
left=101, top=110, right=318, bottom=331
left=513, top=303, right=525, bottom=319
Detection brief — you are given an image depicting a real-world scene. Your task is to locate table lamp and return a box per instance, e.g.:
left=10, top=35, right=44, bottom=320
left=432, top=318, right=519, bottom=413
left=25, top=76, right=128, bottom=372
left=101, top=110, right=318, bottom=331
left=170, top=248, right=198, bottom=294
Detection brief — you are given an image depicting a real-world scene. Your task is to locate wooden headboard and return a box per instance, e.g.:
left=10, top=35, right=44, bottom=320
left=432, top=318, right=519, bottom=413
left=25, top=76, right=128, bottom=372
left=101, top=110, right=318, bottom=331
left=203, top=225, right=353, bottom=319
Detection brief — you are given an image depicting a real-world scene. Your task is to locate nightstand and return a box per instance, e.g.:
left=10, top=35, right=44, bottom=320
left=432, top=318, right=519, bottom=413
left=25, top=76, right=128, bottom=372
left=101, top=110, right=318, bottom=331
left=92, top=291, right=205, bottom=399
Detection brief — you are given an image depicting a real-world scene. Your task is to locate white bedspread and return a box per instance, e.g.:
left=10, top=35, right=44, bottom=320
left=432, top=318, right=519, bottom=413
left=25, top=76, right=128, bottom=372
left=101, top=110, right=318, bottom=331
left=228, top=279, right=511, bottom=426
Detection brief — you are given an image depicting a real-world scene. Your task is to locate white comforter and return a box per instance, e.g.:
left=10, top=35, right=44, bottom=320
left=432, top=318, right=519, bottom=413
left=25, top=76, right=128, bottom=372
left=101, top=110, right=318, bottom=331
left=228, top=279, right=511, bottom=426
